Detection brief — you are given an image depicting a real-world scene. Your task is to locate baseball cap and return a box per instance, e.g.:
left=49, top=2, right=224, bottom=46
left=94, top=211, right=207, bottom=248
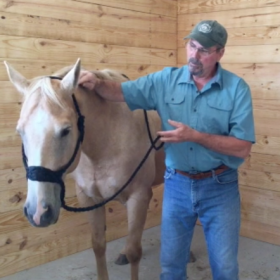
left=184, top=20, right=228, bottom=48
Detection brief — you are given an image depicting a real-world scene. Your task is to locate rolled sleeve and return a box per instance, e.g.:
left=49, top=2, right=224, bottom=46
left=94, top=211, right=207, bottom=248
left=229, top=80, right=255, bottom=143
left=121, top=71, right=164, bottom=111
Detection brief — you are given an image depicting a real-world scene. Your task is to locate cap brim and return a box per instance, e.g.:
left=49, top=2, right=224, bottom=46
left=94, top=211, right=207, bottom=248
left=183, top=33, right=216, bottom=49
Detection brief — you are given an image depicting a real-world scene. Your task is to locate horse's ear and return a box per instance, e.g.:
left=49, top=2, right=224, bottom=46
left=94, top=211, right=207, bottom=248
left=61, top=58, right=81, bottom=93
left=4, top=61, right=29, bottom=95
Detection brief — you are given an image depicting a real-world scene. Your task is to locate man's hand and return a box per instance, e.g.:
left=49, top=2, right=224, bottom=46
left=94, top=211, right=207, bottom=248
left=78, top=70, right=98, bottom=91
left=157, top=119, right=197, bottom=143
left=158, top=120, right=252, bottom=158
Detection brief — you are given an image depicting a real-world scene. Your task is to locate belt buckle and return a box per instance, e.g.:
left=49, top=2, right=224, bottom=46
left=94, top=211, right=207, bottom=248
left=189, top=169, right=198, bottom=175
left=188, top=169, right=202, bottom=180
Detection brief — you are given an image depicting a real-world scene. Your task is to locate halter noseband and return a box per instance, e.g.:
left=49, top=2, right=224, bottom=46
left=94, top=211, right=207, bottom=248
left=22, top=76, right=85, bottom=211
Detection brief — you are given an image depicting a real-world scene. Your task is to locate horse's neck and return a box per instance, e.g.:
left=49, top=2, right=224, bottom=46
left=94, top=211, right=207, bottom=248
left=76, top=87, right=125, bottom=156
left=77, top=87, right=112, bottom=125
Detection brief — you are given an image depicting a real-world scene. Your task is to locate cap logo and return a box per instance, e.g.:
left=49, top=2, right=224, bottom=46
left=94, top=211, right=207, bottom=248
left=198, top=23, right=212, bottom=33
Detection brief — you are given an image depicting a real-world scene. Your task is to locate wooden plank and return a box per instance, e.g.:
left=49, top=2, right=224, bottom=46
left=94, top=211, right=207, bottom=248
left=0, top=178, right=77, bottom=213
left=222, top=63, right=280, bottom=82
left=178, top=26, right=280, bottom=46
left=0, top=197, right=81, bottom=235
left=251, top=86, right=280, bottom=100
left=178, top=45, right=280, bottom=64
left=177, top=63, right=280, bottom=100
left=0, top=104, right=19, bottom=148
left=73, top=0, right=177, bottom=17
left=0, top=167, right=25, bottom=192
left=178, top=0, right=280, bottom=14
left=240, top=219, right=280, bottom=246
left=176, top=63, right=280, bottom=85
left=253, top=99, right=280, bottom=111
left=0, top=62, right=165, bottom=82
left=169, top=64, right=280, bottom=101
left=241, top=152, right=280, bottom=174
left=0, top=127, right=20, bottom=147
left=0, top=81, right=22, bottom=103
left=0, top=0, right=176, bottom=33
left=239, top=168, right=280, bottom=192
left=0, top=11, right=176, bottom=50
left=0, top=168, right=73, bottom=195
left=0, top=147, right=22, bottom=169
left=240, top=185, right=280, bottom=228
left=0, top=185, right=163, bottom=278
left=0, top=204, right=88, bottom=256
left=0, top=35, right=176, bottom=65
left=178, top=6, right=280, bottom=29
left=253, top=134, right=280, bottom=156
left=254, top=118, right=280, bottom=138
left=0, top=221, right=92, bottom=278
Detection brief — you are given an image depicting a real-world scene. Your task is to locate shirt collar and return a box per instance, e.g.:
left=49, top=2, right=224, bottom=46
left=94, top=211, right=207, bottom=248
left=178, top=63, right=223, bottom=89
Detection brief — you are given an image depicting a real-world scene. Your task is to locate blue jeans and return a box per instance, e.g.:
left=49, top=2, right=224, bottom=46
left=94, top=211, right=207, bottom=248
left=160, top=167, right=240, bottom=280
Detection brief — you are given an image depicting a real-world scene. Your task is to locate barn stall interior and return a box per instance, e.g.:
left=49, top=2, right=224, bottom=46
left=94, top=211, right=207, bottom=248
left=0, top=0, right=280, bottom=279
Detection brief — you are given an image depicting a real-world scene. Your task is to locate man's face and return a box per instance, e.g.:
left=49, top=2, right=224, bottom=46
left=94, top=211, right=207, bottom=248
left=186, top=39, right=224, bottom=77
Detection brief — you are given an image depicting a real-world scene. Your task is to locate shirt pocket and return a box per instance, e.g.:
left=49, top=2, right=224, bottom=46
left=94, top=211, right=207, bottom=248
left=200, top=96, right=233, bottom=134
left=164, top=94, right=185, bottom=122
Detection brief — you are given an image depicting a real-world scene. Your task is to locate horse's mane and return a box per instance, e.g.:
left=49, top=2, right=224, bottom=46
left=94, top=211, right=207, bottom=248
left=54, top=65, right=129, bottom=82
left=23, top=66, right=129, bottom=109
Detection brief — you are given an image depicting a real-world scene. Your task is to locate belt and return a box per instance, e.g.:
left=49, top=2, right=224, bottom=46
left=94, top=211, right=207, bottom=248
left=175, top=164, right=229, bottom=180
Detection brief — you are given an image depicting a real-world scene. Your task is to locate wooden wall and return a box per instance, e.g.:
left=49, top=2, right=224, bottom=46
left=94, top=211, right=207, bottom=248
left=0, top=0, right=177, bottom=277
left=1, top=0, right=279, bottom=277
left=178, top=0, right=280, bottom=245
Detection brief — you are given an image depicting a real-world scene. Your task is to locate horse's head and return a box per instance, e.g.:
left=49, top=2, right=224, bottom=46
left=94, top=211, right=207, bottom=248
left=4, top=59, right=82, bottom=227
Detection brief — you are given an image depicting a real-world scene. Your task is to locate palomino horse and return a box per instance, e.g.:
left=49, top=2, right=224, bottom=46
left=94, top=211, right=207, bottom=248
left=4, top=59, right=165, bottom=280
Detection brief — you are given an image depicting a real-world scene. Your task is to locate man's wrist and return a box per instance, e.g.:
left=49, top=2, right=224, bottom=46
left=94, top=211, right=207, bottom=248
left=192, top=130, right=206, bottom=144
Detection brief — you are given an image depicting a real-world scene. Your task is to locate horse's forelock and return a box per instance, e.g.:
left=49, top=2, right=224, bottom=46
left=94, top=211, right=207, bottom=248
left=24, top=77, right=67, bottom=109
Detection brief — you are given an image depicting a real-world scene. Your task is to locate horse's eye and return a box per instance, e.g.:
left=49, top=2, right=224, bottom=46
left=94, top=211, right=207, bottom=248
left=60, top=128, right=70, bottom=138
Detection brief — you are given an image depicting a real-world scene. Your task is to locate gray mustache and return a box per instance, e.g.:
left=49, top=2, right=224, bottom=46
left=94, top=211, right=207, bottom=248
left=188, top=58, right=202, bottom=66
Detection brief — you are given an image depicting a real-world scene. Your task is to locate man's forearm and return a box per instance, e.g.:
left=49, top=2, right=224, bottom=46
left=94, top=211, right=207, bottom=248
left=95, top=79, right=125, bottom=102
left=193, top=131, right=252, bottom=159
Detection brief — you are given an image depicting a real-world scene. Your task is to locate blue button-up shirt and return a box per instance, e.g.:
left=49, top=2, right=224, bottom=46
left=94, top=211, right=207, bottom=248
left=121, top=64, right=255, bottom=172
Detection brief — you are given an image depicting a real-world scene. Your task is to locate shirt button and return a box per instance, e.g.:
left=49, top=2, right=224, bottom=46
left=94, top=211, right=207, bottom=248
left=190, top=147, right=193, bottom=151
left=194, top=109, right=197, bottom=112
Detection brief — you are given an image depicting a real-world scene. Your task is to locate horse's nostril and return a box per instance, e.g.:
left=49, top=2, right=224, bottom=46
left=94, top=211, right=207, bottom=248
left=42, top=201, right=49, bottom=210
left=41, top=205, right=53, bottom=222
left=24, top=206, right=28, bottom=217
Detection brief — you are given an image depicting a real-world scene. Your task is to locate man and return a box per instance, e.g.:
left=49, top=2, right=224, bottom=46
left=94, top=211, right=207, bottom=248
left=78, top=20, right=255, bottom=280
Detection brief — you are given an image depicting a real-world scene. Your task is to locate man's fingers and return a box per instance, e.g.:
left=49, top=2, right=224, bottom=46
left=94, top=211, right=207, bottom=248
left=78, top=71, right=93, bottom=82
left=168, top=119, right=181, bottom=127
left=78, top=75, right=88, bottom=85
left=157, top=130, right=170, bottom=136
left=81, top=82, right=94, bottom=90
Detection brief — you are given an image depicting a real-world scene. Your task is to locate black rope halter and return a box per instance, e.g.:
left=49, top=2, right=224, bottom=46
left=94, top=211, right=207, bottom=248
left=22, top=76, right=163, bottom=212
